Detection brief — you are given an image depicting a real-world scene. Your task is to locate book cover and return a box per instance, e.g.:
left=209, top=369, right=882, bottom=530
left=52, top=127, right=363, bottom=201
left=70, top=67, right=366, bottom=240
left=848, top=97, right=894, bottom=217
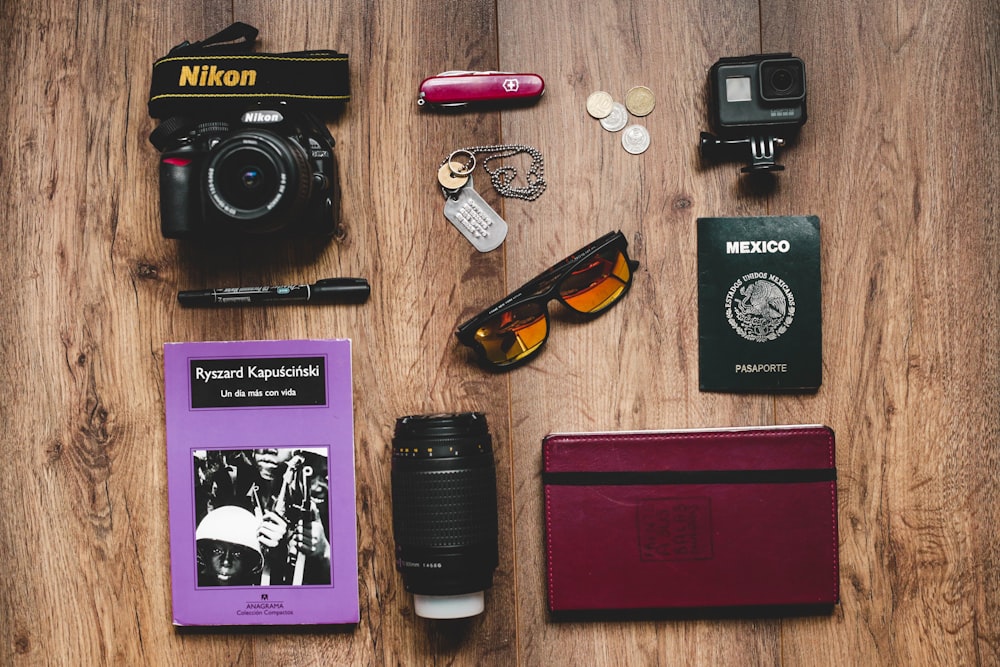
left=164, top=339, right=359, bottom=626
left=697, top=215, right=822, bottom=392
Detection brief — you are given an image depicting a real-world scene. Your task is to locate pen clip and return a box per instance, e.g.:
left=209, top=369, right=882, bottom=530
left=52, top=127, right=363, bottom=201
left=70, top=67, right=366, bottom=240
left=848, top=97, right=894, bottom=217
left=314, top=278, right=369, bottom=287
left=311, top=277, right=371, bottom=304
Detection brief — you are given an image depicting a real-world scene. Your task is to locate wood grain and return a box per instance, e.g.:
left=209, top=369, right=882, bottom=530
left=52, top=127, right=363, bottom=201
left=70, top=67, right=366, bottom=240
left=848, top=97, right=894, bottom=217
left=0, top=0, right=995, bottom=664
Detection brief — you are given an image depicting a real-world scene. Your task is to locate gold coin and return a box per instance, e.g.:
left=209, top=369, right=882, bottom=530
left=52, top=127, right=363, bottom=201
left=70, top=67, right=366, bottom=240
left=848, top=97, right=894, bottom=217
left=437, top=161, right=470, bottom=190
left=586, top=91, right=615, bottom=119
left=625, top=86, right=655, bottom=117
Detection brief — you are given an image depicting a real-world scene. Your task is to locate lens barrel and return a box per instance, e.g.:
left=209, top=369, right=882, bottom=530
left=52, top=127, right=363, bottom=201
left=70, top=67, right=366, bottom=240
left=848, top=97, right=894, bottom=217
left=204, top=129, right=312, bottom=233
left=391, top=412, right=499, bottom=618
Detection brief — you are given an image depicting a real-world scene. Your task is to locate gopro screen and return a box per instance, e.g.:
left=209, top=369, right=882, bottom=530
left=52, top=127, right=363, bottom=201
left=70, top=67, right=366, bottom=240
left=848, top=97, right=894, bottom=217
left=726, top=76, right=752, bottom=102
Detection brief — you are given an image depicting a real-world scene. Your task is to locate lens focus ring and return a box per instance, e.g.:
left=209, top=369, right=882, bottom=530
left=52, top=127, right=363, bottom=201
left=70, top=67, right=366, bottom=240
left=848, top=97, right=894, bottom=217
left=391, top=466, right=498, bottom=548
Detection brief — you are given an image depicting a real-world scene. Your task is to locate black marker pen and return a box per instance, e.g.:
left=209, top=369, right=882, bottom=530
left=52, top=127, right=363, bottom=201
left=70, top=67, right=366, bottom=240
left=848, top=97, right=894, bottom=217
left=178, top=278, right=370, bottom=307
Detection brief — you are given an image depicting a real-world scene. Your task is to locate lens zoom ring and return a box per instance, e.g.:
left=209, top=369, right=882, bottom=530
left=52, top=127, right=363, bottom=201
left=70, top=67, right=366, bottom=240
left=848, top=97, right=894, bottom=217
left=392, top=468, right=497, bottom=548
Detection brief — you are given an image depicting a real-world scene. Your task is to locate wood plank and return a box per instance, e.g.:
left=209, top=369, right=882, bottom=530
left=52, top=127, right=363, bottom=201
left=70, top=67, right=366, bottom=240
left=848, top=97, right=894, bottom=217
left=761, top=0, right=1000, bottom=665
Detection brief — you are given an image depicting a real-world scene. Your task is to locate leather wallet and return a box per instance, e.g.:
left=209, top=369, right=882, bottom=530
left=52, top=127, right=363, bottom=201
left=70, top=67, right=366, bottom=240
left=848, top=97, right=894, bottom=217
left=543, top=425, right=839, bottom=617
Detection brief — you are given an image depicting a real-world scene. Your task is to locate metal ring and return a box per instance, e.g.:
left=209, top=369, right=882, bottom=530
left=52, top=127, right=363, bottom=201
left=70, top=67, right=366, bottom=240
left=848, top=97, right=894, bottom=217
left=446, top=150, right=476, bottom=176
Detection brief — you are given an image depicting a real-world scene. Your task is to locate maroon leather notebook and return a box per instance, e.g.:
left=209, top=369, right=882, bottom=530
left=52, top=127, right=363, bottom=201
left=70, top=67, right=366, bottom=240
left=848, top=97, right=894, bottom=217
left=543, top=425, right=839, bottom=616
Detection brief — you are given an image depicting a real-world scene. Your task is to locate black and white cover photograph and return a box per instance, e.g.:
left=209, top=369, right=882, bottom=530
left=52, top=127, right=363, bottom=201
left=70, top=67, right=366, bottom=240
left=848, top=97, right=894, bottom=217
left=192, top=447, right=332, bottom=588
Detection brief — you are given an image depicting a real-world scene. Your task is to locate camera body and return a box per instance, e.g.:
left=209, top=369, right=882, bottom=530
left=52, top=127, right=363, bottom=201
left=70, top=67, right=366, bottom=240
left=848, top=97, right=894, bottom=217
left=154, top=108, right=338, bottom=239
left=708, top=53, right=807, bottom=137
left=701, top=53, right=807, bottom=173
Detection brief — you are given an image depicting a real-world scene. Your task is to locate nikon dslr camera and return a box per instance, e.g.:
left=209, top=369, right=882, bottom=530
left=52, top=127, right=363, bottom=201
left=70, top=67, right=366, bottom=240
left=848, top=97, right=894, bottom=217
left=151, top=108, right=338, bottom=239
left=700, top=53, right=807, bottom=173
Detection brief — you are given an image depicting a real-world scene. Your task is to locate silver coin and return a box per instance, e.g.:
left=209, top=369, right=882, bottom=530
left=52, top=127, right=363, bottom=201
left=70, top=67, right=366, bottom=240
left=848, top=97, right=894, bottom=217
left=599, top=103, right=628, bottom=132
left=621, top=124, right=650, bottom=154
left=586, top=91, right=615, bottom=119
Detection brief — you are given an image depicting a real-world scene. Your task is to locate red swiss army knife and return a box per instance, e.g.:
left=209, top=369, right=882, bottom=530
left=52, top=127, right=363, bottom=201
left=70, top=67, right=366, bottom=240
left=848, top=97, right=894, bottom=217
left=417, top=71, right=545, bottom=108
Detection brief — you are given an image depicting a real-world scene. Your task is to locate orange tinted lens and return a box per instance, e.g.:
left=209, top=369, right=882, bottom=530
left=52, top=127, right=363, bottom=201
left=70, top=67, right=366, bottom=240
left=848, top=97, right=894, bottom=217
left=559, top=248, right=631, bottom=313
left=473, top=302, right=548, bottom=365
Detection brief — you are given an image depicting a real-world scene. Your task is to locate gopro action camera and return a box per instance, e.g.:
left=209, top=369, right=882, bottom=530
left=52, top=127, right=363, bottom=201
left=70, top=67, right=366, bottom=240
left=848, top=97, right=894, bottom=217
left=700, top=53, right=807, bottom=173
left=151, top=108, right=338, bottom=240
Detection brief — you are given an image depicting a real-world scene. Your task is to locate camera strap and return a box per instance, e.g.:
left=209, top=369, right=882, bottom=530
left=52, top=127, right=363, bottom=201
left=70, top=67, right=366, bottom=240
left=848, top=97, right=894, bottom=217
left=147, top=22, right=350, bottom=119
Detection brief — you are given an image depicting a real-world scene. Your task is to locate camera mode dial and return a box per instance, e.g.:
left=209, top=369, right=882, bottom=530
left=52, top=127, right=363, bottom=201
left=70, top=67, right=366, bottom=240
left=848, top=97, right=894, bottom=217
left=196, top=121, right=230, bottom=135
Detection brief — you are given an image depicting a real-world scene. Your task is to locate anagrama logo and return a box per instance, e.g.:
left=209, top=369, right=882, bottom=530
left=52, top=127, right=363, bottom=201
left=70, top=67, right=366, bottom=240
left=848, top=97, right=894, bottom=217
left=725, top=272, right=796, bottom=342
left=178, top=65, right=257, bottom=88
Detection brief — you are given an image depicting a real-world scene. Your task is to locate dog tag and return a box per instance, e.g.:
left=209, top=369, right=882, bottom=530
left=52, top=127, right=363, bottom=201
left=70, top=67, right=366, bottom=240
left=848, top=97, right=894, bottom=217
left=443, top=176, right=507, bottom=252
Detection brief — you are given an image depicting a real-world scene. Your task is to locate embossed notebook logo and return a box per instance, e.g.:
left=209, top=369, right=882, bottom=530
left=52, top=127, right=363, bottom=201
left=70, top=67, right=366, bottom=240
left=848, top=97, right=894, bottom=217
left=637, top=498, right=713, bottom=561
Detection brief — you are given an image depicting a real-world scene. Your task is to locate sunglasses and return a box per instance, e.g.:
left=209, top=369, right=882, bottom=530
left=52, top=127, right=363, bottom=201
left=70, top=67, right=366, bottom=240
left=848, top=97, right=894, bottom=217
left=455, top=230, right=639, bottom=370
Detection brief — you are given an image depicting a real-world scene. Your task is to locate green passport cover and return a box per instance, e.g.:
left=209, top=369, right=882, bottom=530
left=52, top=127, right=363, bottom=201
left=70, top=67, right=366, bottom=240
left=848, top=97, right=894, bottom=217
left=697, top=216, right=821, bottom=392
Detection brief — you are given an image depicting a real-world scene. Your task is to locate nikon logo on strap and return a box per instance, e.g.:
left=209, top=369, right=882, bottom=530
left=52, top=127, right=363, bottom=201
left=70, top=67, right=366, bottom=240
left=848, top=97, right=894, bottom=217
left=179, top=65, right=258, bottom=88
left=147, top=23, right=350, bottom=119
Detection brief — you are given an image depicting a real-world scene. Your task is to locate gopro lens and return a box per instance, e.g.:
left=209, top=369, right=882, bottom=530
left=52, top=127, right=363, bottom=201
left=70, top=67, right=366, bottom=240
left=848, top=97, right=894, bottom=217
left=759, top=58, right=805, bottom=101
left=391, top=412, right=499, bottom=619
left=770, top=68, right=794, bottom=94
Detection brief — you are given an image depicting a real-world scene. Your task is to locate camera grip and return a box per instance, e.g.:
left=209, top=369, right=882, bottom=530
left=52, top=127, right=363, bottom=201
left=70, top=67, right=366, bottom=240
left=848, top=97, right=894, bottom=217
left=159, top=154, right=201, bottom=239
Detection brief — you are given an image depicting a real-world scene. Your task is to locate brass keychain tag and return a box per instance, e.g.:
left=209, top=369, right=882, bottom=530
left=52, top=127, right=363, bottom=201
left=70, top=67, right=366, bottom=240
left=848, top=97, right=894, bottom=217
left=437, top=161, right=470, bottom=190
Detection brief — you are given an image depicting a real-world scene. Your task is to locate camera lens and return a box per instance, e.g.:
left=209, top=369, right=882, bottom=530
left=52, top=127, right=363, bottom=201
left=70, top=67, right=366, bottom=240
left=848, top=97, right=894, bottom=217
left=215, top=151, right=280, bottom=211
left=769, top=68, right=794, bottom=94
left=205, top=130, right=312, bottom=232
left=241, top=167, right=262, bottom=189
left=391, top=412, right=499, bottom=619
left=759, top=58, right=805, bottom=101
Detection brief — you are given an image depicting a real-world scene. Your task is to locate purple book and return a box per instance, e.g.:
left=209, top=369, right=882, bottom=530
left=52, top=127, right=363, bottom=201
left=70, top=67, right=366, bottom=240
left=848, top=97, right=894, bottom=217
left=164, top=339, right=359, bottom=626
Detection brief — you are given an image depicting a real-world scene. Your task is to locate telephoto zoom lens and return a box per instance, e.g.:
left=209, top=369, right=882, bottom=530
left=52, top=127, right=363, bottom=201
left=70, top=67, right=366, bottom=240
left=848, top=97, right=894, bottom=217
left=391, top=412, right=499, bottom=619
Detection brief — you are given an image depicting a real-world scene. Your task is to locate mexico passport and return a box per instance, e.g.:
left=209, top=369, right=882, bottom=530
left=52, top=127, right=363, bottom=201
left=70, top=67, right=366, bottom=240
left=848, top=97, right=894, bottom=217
left=697, top=215, right=821, bottom=392
left=543, top=426, right=840, bottom=617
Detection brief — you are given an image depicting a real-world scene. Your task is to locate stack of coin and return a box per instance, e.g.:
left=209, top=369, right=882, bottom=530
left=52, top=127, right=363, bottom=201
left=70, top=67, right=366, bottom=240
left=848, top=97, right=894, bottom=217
left=586, top=86, right=655, bottom=155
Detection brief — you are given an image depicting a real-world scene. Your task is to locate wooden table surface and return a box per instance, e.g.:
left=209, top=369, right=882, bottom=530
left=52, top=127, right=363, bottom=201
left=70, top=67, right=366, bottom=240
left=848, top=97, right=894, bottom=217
left=1, top=0, right=996, bottom=665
